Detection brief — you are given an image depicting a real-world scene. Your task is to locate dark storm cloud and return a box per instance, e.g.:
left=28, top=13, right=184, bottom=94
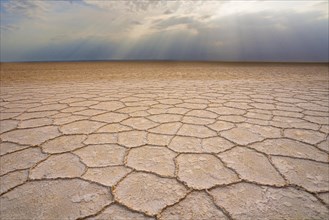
left=0, top=0, right=328, bottom=62
left=124, top=10, right=328, bottom=62
left=211, top=11, right=329, bottom=61
left=152, top=16, right=197, bottom=29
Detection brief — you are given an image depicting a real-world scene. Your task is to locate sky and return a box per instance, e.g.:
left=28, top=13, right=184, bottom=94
left=0, top=0, right=328, bottom=62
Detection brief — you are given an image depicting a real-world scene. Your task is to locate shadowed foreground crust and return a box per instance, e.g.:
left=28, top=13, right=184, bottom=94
left=0, top=62, right=328, bottom=219
left=209, top=182, right=328, bottom=219
left=0, top=179, right=112, bottom=220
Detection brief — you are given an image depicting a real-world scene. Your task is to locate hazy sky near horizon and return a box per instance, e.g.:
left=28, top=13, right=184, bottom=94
left=0, top=0, right=328, bottom=62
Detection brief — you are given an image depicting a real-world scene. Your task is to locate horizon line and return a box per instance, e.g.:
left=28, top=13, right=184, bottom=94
left=1, top=59, right=328, bottom=64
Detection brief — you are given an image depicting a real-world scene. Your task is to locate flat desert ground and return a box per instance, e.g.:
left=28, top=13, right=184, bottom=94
left=0, top=62, right=328, bottom=219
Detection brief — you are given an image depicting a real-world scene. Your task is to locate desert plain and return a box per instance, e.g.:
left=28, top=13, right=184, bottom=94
left=0, top=62, right=328, bottom=219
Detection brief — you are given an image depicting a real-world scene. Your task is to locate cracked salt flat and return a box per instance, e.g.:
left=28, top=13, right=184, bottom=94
left=0, top=62, right=328, bottom=219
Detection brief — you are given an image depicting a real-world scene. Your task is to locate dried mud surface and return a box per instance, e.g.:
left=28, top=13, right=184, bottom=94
left=1, top=62, right=328, bottom=219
